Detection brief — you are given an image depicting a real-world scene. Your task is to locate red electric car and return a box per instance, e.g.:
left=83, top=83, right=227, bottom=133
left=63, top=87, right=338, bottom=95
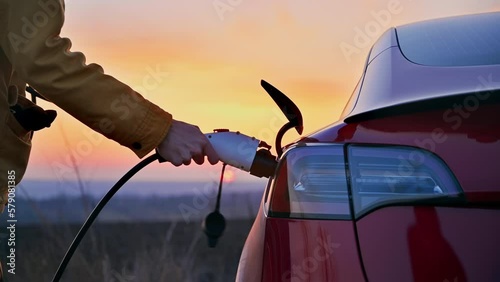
left=237, top=12, right=500, bottom=282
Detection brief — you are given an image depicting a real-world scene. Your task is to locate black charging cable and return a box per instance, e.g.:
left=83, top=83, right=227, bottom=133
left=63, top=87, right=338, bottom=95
left=51, top=153, right=161, bottom=282
left=201, top=163, right=227, bottom=248
left=214, top=163, right=226, bottom=212
left=52, top=154, right=230, bottom=279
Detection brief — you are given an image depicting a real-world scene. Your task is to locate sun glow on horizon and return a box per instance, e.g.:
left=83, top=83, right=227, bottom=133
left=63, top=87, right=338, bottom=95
left=223, top=169, right=236, bottom=183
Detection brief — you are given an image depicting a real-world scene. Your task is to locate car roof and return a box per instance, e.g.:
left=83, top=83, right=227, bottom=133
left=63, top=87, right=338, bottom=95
left=341, top=12, right=500, bottom=123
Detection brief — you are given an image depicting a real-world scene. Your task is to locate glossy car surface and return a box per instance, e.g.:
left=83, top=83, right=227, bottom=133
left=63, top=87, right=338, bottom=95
left=237, top=12, right=500, bottom=282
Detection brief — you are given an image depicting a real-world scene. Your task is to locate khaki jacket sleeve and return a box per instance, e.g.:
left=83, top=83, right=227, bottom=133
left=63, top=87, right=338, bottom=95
left=0, top=0, right=172, bottom=158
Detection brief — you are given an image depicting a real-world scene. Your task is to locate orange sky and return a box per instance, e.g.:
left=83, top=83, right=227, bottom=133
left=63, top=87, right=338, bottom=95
left=25, top=0, right=499, bottom=183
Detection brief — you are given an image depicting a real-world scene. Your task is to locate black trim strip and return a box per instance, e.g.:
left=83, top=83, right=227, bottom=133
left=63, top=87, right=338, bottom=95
left=343, top=144, right=370, bottom=282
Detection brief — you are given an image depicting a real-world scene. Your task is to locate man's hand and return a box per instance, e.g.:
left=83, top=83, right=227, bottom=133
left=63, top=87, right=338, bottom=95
left=157, top=120, right=219, bottom=166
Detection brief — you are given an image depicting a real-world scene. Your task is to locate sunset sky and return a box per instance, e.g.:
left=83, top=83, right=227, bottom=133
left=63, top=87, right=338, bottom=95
left=25, top=0, right=499, bottom=184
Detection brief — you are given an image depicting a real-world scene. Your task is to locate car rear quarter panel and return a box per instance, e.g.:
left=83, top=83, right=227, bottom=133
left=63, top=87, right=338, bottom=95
left=261, top=218, right=365, bottom=282
left=356, top=206, right=500, bottom=281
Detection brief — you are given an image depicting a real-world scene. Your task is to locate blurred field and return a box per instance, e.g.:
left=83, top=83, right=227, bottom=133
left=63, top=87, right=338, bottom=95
left=1, top=219, right=254, bottom=282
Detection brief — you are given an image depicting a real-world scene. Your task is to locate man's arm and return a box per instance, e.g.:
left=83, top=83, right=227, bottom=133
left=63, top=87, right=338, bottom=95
left=1, top=0, right=171, bottom=158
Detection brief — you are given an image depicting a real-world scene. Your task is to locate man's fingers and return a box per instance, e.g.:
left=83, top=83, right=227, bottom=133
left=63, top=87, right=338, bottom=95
left=204, top=143, right=219, bottom=165
left=170, top=159, right=182, bottom=166
left=193, top=153, right=205, bottom=165
left=180, top=151, right=191, bottom=166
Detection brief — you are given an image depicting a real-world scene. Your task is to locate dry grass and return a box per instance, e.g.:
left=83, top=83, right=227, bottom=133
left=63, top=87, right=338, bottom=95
left=1, top=219, right=253, bottom=282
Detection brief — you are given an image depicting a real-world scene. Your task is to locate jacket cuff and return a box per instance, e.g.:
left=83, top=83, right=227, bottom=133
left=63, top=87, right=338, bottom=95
left=126, top=101, right=173, bottom=158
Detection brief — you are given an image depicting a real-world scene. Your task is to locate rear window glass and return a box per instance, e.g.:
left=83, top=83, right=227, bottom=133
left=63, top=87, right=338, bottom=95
left=397, top=13, right=500, bottom=66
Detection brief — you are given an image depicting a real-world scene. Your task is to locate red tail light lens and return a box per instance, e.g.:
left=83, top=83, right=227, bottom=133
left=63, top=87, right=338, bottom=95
left=266, top=144, right=464, bottom=219
left=347, top=145, right=464, bottom=218
left=267, top=144, right=351, bottom=220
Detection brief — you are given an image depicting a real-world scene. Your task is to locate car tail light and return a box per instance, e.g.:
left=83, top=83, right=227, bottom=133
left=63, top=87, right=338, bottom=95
left=267, top=144, right=351, bottom=219
left=266, top=144, right=464, bottom=219
left=347, top=145, right=464, bottom=218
